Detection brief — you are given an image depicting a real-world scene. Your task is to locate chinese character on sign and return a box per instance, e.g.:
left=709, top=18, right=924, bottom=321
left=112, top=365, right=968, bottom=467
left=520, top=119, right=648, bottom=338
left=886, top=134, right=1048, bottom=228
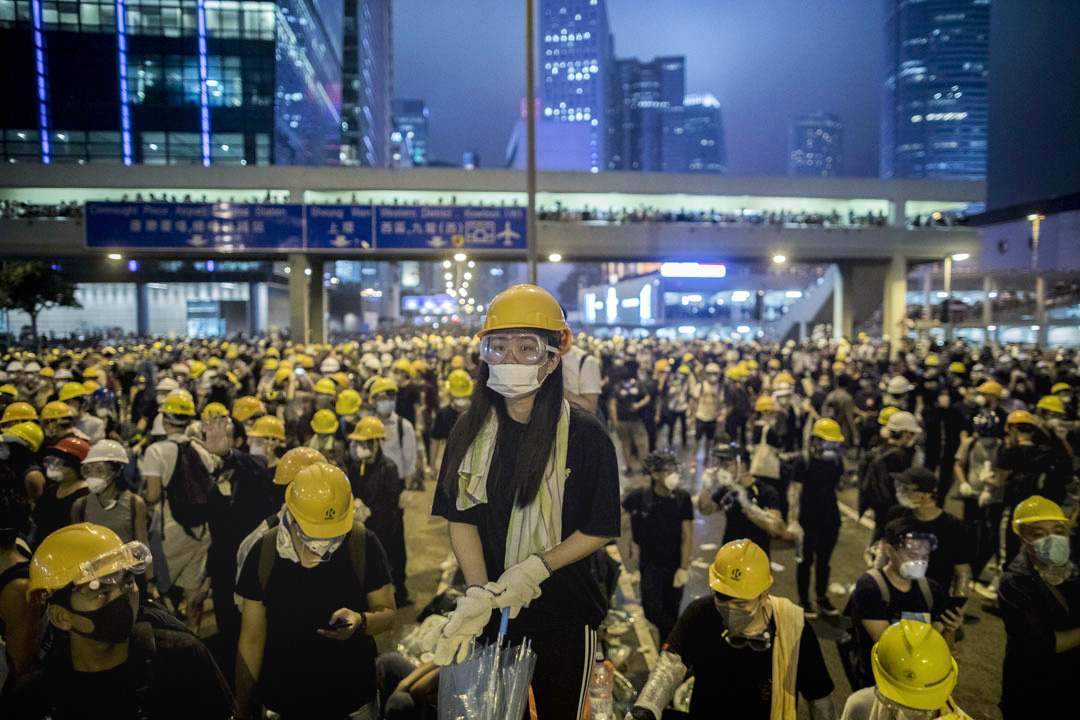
left=146, top=219, right=158, bottom=232
left=394, top=221, right=407, bottom=234
left=175, top=219, right=187, bottom=232
left=409, top=222, right=424, bottom=235
left=252, top=221, right=265, bottom=233
left=160, top=219, right=172, bottom=232
left=445, top=222, right=459, bottom=233
left=425, top=222, right=437, bottom=234
left=236, top=220, right=249, bottom=233
left=343, top=221, right=354, bottom=234
left=381, top=221, right=393, bottom=234
left=208, top=220, right=221, bottom=234
left=129, top=219, right=142, bottom=232
left=329, top=223, right=339, bottom=234
left=192, top=220, right=206, bottom=233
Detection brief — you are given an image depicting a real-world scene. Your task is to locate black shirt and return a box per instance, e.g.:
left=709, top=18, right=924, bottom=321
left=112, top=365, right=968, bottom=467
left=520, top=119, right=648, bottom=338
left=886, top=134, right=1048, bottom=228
left=666, top=597, right=834, bottom=719
left=622, top=487, right=694, bottom=568
left=711, top=480, right=780, bottom=555
left=876, top=507, right=972, bottom=591
left=431, top=405, right=463, bottom=441
left=395, top=383, right=421, bottom=426
left=235, top=527, right=393, bottom=716
left=791, top=456, right=843, bottom=527
left=432, top=407, right=621, bottom=632
left=31, top=483, right=88, bottom=549
left=997, top=442, right=1070, bottom=507
left=615, top=377, right=648, bottom=421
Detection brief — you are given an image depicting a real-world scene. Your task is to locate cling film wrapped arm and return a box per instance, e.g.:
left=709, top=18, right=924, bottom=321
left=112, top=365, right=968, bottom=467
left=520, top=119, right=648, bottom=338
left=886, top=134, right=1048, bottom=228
left=630, top=650, right=687, bottom=720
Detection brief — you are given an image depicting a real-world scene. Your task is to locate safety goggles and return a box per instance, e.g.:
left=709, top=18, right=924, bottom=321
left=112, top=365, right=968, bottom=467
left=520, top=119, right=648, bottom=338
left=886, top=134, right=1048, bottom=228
left=724, top=630, right=772, bottom=652
left=74, top=541, right=152, bottom=590
left=286, top=512, right=346, bottom=559
left=81, top=462, right=115, bottom=479
left=479, top=333, right=559, bottom=366
left=899, top=532, right=939, bottom=554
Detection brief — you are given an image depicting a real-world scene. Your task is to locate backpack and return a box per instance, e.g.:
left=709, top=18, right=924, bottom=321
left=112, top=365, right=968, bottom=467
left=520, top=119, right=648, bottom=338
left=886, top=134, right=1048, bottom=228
left=257, top=518, right=368, bottom=603
left=164, top=441, right=215, bottom=533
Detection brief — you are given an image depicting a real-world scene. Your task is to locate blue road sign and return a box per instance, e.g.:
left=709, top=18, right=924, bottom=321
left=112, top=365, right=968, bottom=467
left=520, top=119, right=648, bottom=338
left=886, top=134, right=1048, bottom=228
left=374, top=205, right=526, bottom=251
left=85, top=202, right=303, bottom=251
left=306, top=204, right=375, bottom=251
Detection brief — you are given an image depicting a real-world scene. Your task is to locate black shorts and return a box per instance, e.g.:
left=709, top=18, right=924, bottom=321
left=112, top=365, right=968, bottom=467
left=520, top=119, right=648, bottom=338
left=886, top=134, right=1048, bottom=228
left=696, top=420, right=717, bottom=439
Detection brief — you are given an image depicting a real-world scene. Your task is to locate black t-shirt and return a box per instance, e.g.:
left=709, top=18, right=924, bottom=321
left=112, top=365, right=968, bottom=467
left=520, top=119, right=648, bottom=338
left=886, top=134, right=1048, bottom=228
left=235, top=527, right=393, bottom=715
left=997, top=442, right=1069, bottom=507
left=395, top=384, right=421, bottom=426
left=615, top=377, right=648, bottom=421
left=431, top=405, right=463, bottom=440
left=432, top=407, right=621, bottom=632
left=878, top=507, right=972, bottom=591
left=31, top=483, right=89, bottom=548
left=622, top=487, right=694, bottom=568
left=792, top=456, right=843, bottom=527
left=711, top=480, right=780, bottom=555
left=667, top=597, right=834, bottom=719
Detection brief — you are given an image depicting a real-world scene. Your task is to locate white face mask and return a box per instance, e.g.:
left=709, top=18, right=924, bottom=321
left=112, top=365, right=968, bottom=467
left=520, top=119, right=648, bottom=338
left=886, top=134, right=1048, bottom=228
left=351, top=444, right=372, bottom=460
left=487, top=363, right=542, bottom=399
left=376, top=399, right=395, bottom=416
left=46, top=467, right=64, bottom=481
left=95, top=408, right=110, bottom=418
left=663, top=472, right=680, bottom=491
left=86, top=476, right=110, bottom=494
left=899, top=559, right=928, bottom=580
left=249, top=443, right=266, bottom=457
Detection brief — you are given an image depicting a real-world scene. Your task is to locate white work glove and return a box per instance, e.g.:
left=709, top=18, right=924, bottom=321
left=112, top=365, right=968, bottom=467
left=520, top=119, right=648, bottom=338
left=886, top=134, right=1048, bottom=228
left=957, top=481, right=976, bottom=498
left=978, top=488, right=994, bottom=508
left=430, top=586, right=497, bottom=665
left=353, top=498, right=372, bottom=523
left=485, top=554, right=551, bottom=619
left=673, top=568, right=689, bottom=588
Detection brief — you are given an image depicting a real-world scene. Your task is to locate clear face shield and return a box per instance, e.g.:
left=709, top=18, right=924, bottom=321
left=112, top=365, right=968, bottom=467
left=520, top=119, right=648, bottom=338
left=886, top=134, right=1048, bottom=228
left=479, top=333, right=559, bottom=366
left=72, top=541, right=152, bottom=592
left=868, top=688, right=939, bottom=720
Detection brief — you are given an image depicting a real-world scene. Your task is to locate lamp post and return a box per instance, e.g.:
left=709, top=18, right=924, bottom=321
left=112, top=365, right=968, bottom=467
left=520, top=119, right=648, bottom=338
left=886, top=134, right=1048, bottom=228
left=1028, top=214, right=1046, bottom=347
left=525, top=0, right=538, bottom=285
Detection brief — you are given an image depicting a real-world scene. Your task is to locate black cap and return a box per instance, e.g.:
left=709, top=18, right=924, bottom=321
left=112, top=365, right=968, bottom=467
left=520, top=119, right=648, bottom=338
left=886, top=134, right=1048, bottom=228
left=890, top=466, right=938, bottom=493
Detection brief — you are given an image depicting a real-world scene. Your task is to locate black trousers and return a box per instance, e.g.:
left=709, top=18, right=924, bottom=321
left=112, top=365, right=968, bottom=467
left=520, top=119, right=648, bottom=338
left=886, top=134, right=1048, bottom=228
left=639, top=560, right=684, bottom=645
left=371, top=512, right=408, bottom=601
left=659, top=409, right=688, bottom=448
left=796, top=521, right=840, bottom=603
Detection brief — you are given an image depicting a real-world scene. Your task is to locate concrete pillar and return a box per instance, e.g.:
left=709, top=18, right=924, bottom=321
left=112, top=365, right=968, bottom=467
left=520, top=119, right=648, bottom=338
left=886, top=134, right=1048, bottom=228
left=923, top=272, right=933, bottom=322
left=308, top=258, right=326, bottom=344
left=799, top=320, right=808, bottom=342
left=832, top=264, right=855, bottom=341
left=982, top=275, right=993, bottom=329
left=136, top=282, right=150, bottom=336
left=288, top=253, right=308, bottom=343
left=888, top=198, right=906, bottom=228
left=1036, top=274, right=1048, bottom=347
left=882, top=252, right=908, bottom=356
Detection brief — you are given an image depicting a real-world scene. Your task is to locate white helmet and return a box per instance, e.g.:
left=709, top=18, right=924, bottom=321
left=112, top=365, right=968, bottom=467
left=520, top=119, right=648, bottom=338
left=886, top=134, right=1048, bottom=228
left=55, top=368, right=74, bottom=380
left=886, top=376, right=915, bottom=395
left=320, top=357, right=341, bottom=373
left=82, top=439, right=129, bottom=465
left=156, top=377, right=180, bottom=393
left=23, top=361, right=41, bottom=373
left=6, top=361, right=23, bottom=373
left=171, top=363, right=190, bottom=377
left=379, top=353, right=393, bottom=368
left=886, top=411, right=920, bottom=434
left=361, top=353, right=381, bottom=372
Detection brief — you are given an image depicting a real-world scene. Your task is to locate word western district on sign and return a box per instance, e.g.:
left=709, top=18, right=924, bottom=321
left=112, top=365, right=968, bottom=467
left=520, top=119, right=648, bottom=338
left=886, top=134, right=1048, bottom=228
left=85, top=202, right=527, bottom=253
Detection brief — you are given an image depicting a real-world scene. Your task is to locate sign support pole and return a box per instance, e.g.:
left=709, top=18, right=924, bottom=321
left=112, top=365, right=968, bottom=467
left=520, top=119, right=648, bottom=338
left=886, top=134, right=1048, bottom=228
left=525, top=0, right=538, bottom=284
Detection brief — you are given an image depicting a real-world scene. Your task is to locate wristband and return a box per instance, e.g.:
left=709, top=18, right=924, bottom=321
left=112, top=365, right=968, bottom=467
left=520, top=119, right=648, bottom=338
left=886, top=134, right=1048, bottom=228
left=532, top=553, right=553, bottom=575
left=358, top=612, right=368, bottom=634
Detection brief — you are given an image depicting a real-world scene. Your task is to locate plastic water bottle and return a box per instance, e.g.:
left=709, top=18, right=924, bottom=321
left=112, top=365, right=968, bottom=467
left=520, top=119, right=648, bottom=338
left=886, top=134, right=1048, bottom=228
left=588, top=652, right=614, bottom=720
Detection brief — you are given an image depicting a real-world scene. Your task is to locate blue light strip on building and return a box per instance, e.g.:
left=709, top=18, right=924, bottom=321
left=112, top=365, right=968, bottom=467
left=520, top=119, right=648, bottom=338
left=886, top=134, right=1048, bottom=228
left=196, top=0, right=211, bottom=166
left=115, top=0, right=132, bottom=165
left=30, top=0, right=49, bottom=163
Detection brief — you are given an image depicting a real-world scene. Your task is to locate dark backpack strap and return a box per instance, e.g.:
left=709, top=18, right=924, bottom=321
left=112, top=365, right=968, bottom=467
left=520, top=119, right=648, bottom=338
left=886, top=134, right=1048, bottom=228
left=868, top=568, right=891, bottom=605
left=349, top=521, right=367, bottom=594
left=578, top=351, right=588, bottom=375
left=258, top=529, right=277, bottom=596
left=916, top=577, right=933, bottom=611
left=397, top=417, right=405, bottom=449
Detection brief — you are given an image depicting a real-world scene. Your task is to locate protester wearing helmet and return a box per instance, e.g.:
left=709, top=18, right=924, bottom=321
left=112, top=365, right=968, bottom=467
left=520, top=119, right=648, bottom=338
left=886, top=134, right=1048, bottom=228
left=21, top=523, right=234, bottom=719
left=562, top=330, right=603, bottom=415
left=307, top=408, right=342, bottom=465
left=390, top=357, right=422, bottom=430
left=30, top=435, right=91, bottom=548
left=71, top=440, right=147, bottom=551
left=609, top=355, right=654, bottom=474
left=235, top=462, right=396, bottom=720
left=40, top=399, right=89, bottom=447
left=952, top=410, right=1006, bottom=593
left=622, top=448, right=693, bottom=643
left=698, top=442, right=784, bottom=555
left=859, top=411, right=919, bottom=525
left=0, top=489, right=39, bottom=688
left=2, top=420, right=47, bottom=501
left=428, top=284, right=620, bottom=720
left=370, top=376, right=418, bottom=498
left=430, top=369, right=473, bottom=475
left=848, top=517, right=962, bottom=690
left=627, top=540, right=835, bottom=720
left=841, top=620, right=967, bottom=720
left=689, top=362, right=724, bottom=459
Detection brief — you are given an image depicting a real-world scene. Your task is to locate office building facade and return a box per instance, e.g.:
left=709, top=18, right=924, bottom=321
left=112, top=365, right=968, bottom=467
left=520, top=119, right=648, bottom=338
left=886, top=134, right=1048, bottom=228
left=540, top=0, right=613, bottom=174
left=608, top=55, right=685, bottom=172
left=0, top=0, right=348, bottom=166
left=391, top=97, right=428, bottom=167
left=683, top=93, right=725, bottom=174
left=788, top=112, right=843, bottom=177
left=341, top=0, right=392, bottom=167
left=881, top=0, right=990, bottom=180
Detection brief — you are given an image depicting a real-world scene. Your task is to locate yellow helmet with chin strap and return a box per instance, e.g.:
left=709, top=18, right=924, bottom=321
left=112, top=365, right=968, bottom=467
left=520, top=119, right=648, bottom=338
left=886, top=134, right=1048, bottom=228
left=447, top=369, right=474, bottom=398
left=476, top=284, right=571, bottom=354
left=348, top=415, right=386, bottom=441
left=812, top=418, right=845, bottom=442
left=310, top=409, right=339, bottom=435
left=336, top=389, right=361, bottom=415
left=286, top=462, right=354, bottom=538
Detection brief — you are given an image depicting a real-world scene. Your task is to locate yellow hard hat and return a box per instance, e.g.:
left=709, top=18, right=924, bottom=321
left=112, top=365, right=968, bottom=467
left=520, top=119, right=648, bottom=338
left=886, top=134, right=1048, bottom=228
left=746, top=360, right=759, bottom=370
left=314, top=378, right=338, bottom=396
left=0, top=384, right=18, bottom=400
left=391, top=357, right=413, bottom=376
left=1012, top=495, right=1069, bottom=536
left=331, top=372, right=350, bottom=391
left=297, top=354, right=315, bottom=369
left=1037, top=395, right=1066, bottom=415
left=202, top=402, right=229, bottom=420
left=336, top=389, right=361, bottom=416
left=754, top=395, right=777, bottom=413
left=286, top=462, right=355, bottom=538
left=59, top=381, right=89, bottom=402
left=310, top=408, right=339, bottom=435
left=41, top=401, right=75, bottom=421
left=872, top=620, right=957, bottom=711
left=232, top=396, right=266, bottom=422
left=1052, top=382, right=1071, bottom=394
left=189, top=361, right=207, bottom=379
left=274, top=368, right=292, bottom=385
left=207, top=357, right=221, bottom=368
left=447, top=369, right=474, bottom=398
left=812, top=418, right=845, bottom=442
left=348, top=415, right=386, bottom=441
left=82, top=380, right=100, bottom=394
left=977, top=380, right=1003, bottom=396
left=248, top=415, right=286, bottom=441
left=924, top=354, right=939, bottom=367
left=654, top=359, right=671, bottom=372
left=161, top=390, right=196, bottom=416
left=677, top=365, right=691, bottom=375
left=878, top=406, right=901, bottom=426
left=274, top=447, right=326, bottom=486
left=81, top=366, right=100, bottom=379
left=27, top=523, right=151, bottom=602
left=2, top=401, right=38, bottom=424
left=266, top=347, right=280, bottom=358
left=1005, top=409, right=1036, bottom=427
left=476, top=284, right=571, bottom=354
left=768, top=358, right=781, bottom=370
left=264, top=358, right=280, bottom=371
left=948, top=362, right=966, bottom=374
left=4, top=421, right=44, bottom=452
left=38, top=366, right=55, bottom=378
left=831, top=361, right=845, bottom=373
left=451, top=355, right=465, bottom=369
left=410, top=359, right=428, bottom=374
left=775, top=371, right=794, bottom=386
left=368, top=376, right=398, bottom=401
left=682, top=352, right=694, bottom=362
left=708, top=539, right=773, bottom=599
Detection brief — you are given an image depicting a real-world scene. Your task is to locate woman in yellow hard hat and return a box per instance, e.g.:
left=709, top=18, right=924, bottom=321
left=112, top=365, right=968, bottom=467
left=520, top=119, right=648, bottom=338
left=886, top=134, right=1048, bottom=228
left=430, top=369, right=474, bottom=475
left=2, top=421, right=47, bottom=500
left=428, top=284, right=620, bottom=720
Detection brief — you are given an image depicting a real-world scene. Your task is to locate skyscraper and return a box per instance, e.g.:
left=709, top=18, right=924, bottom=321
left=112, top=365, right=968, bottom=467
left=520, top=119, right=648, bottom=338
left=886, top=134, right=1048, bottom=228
left=881, top=0, right=990, bottom=180
left=341, top=0, right=393, bottom=167
left=788, top=112, right=844, bottom=177
left=392, top=98, right=429, bottom=166
left=609, top=56, right=685, bottom=172
left=0, top=0, right=344, bottom=166
left=540, top=0, right=613, bottom=173
left=683, top=94, right=726, bottom=174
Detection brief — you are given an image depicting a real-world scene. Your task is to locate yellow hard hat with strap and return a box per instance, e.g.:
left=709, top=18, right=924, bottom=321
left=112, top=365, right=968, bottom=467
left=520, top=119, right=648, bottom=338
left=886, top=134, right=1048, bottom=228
left=348, top=415, right=386, bottom=441
left=812, top=418, right=845, bottom=442
left=871, top=620, right=957, bottom=711
left=286, top=462, right=354, bottom=538
left=476, top=284, right=571, bottom=353
left=708, top=539, right=772, bottom=599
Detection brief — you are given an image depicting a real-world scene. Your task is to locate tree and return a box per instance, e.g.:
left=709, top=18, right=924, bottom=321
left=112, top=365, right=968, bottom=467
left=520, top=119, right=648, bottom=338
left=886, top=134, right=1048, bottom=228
left=0, top=262, right=80, bottom=349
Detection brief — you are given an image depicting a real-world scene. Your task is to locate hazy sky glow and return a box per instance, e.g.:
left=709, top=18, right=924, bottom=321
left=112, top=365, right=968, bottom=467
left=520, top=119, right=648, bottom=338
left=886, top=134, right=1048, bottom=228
left=394, top=0, right=883, bottom=176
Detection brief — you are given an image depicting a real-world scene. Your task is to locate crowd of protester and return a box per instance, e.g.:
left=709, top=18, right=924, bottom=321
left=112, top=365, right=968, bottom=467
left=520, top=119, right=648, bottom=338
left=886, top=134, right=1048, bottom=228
left=0, top=284, right=1077, bottom=719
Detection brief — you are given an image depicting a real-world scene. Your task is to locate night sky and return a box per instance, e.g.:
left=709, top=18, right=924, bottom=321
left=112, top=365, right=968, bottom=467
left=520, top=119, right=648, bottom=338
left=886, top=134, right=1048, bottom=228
left=393, top=0, right=883, bottom=176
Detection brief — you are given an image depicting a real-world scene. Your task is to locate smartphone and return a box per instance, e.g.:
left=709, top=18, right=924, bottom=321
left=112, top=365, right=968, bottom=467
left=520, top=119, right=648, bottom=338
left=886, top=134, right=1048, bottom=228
left=944, top=596, right=968, bottom=614
left=325, top=617, right=348, bottom=630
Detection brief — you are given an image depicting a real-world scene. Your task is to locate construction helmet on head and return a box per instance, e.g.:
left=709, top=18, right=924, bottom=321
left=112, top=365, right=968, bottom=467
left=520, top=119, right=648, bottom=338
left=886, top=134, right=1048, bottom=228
left=447, top=369, right=474, bottom=398
left=58, top=382, right=88, bottom=402
left=4, top=421, right=44, bottom=452
left=82, top=439, right=130, bottom=465
left=82, top=366, right=100, bottom=379
left=812, top=418, right=845, bottom=442
left=977, top=380, right=1003, bottom=396
left=274, top=447, right=325, bottom=486
left=948, top=362, right=966, bottom=374
left=286, top=462, right=354, bottom=538
left=47, top=436, right=92, bottom=464
left=248, top=415, right=286, bottom=441
left=310, top=409, right=339, bottom=435
left=476, top=284, right=571, bottom=354
left=1005, top=409, right=1036, bottom=428
left=392, top=358, right=414, bottom=377
left=336, top=389, right=361, bottom=416
left=82, top=380, right=100, bottom=394
left=1012, top=495, right=1070, bottom=536
left=368, top=376, right=398, bottom=401
left=0, top=384, right=18, bottom=400
left=27, top=523, right=151, bottom=602
left=754, top=395, right=777, bottom=413
left=1036, top=395, right=1066, bottom=415
left=1051, top=382, right=1071, bottom=394
left=348, top=415, right=386, bottom=441
left=189, top=361, right=207, bottom=379
left=41, top=401, right=75, bottom=421
left=2, top=401, right=38, bottom=424
left=871, top=620, right=957, bottom=711
left=161, top=390, right=196, bottom=416
left=314, top=378, right=338, bottom=396
left=232, top=396, right=266, bottom=422
left=202, top=402, right=229, bottom=420
left=878, top=406, right=900, bottom=426
left=708, top=539, right=773, bottom=599
left=264, top=358, right=280, bottom=371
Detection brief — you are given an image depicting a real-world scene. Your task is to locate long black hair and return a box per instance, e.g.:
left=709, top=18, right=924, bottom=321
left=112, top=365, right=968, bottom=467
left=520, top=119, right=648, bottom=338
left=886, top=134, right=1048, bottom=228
left=440, top=329, right=565, bottom=508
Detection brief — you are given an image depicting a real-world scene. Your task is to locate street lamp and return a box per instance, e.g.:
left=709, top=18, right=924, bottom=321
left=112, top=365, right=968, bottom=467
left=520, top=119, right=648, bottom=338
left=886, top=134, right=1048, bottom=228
left=1028, top=213, right=1046, bottom=347
left=772, top=254, right=787, bottom=264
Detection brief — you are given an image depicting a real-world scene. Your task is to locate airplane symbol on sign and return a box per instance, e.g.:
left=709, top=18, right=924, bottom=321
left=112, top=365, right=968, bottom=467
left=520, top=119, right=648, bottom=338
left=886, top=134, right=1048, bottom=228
left=331, top=235, right=349, bottom=248
left=496, top=222, right=521, bottom=247
left=188, top=234, right=207, bottom=247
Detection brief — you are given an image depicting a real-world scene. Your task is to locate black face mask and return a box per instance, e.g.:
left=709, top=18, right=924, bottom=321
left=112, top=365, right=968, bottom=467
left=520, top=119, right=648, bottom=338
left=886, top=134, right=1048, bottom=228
left=67, top=587, right=138, bottom=644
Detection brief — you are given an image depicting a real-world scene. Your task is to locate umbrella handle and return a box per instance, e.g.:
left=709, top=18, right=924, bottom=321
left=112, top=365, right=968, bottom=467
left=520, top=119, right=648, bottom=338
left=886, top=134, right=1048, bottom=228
left=499, top=606, right=510, bottom=637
